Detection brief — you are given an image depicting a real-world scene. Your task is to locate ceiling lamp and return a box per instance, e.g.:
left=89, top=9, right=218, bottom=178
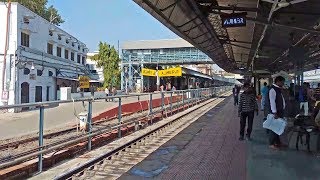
left=277, top=0, right=290, bottom=8
left=262, top=0, right=308, bottom=8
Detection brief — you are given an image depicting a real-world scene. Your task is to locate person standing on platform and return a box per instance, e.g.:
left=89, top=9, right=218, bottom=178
left=238, top=83, right=258, bottom=141
left=90, top=85, right=95, bottom=98
left=267, top=76, right=286, bottom=149
left=233, top=85, right=240, bottom=106
left=298, top=82, right=314, bottom=116
left=261, top=82, right=268, bottom=111
left=105, top=86, right=110, bottom=102
left=313, top=83, right=320, bottom=106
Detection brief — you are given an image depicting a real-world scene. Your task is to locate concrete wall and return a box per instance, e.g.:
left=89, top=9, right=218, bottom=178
left=71, top=91, right=106, bottom=100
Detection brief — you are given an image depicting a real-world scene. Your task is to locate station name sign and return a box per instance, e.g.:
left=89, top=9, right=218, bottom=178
left=141, top=67, right=182, bottom=77
left=221, top=13, right=247, bottom=28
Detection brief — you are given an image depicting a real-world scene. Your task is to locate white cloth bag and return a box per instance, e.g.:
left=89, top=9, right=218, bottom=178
left=263, top=114, right=287, bottom=135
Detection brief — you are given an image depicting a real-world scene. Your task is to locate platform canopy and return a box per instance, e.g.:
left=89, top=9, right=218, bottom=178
left=134, top=0, right=320, bottom=74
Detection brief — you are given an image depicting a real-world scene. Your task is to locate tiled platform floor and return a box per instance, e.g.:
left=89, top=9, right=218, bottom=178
left=120, top=97, right=245, bottom=180
left=120, top=96, right=320, bottom=180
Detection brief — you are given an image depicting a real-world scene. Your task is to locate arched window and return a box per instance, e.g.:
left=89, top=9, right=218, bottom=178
left=49, top=71, right=53, bottom=77
left=37, top=70, right=43, bottom=76
left=24, top=68, right=30, bottom=75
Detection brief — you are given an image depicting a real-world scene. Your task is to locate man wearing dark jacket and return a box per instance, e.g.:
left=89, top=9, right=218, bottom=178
left=266, top=76, right=286, bottom=150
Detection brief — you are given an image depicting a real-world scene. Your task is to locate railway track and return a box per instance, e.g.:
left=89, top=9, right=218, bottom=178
left=0, top=95, right=193, bottom=170
left=53, top=94, right=229, bottom=180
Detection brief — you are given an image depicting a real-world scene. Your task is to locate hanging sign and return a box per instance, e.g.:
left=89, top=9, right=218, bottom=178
left=141, top=68, right=157, bottom=77
left=221, top=13, right=247, bottom=28
left=79, top=76, right=90, bottom=88
left=158, top=67, right=182, bottom=77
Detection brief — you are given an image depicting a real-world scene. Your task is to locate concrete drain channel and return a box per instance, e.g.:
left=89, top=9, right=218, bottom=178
left=47, top=93, right=230, bottom=180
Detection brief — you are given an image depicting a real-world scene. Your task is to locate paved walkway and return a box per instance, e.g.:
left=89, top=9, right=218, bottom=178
left=0, top=94, right=161, bottom=140
left=120, top=96, right=320, bottom=180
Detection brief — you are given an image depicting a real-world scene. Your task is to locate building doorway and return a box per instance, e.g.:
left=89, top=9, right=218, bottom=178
left=35, top=86, right=42, bottom=102
left=21, top=82, right=29, bottom=104
left=46, top=86, right=50, bottom=101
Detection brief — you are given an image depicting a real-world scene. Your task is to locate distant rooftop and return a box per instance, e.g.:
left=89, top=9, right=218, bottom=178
left=122, top=39, right=194, bottom=50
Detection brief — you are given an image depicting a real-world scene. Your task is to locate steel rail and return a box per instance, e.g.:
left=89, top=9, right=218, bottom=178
left=54, top=92, right=228, bottom=180
left=0, top=89, right=220, bottom=170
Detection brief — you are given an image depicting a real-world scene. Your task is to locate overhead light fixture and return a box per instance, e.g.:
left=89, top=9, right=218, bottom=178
left=278, top=0, right=290, bottom=8
left=23, top=15, right=35, bottom=20
left=58, top=33, right=65, bottom=36
left=31, top=62, right=35, bottom=70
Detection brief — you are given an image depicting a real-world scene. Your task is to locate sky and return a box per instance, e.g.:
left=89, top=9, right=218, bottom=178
left=47, top=0, right=179, bottom=52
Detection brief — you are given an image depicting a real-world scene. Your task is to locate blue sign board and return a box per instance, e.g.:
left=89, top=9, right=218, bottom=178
left=221, top=13, right=246, bottom=28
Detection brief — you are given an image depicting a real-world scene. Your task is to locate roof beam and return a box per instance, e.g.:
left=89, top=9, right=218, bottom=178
left=246, top=17, right=320, bottom=35
left=210, top=5, right=260, bottom=12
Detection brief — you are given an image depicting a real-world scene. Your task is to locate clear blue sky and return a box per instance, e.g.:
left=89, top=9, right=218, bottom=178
left=47, top=0, right=178, bottom=52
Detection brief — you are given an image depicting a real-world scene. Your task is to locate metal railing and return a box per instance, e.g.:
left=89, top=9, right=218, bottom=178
left=0, top=86, right=232, bottom=174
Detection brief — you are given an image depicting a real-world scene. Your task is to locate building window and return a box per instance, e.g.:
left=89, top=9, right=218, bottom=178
left=83, top=48, right=85, bottom=53
left=49, top=31, right=53, bottom=36
left=21, top=32, right=30, bottom=47
left=78, top=45, right=80, bottom=50
left=82, top=56, right=86, bottom=64
left=71, top=52, right=75, bottom=61
left=24, top=68, right=30, bottom=75
left=65, top=49, right=69, bottom=59
left=37, top=70, right=43, bottom=76
left=47, top=43, right=53, bottom=55
left=72, top=42, right=75, bottom=47
left=66, top=39, right=69, bottom=44
left=49, top=71, right=53, bottom=77
left=58, top=35, right=62, bottom=40
left=77, top=55, right=81, bottom=63
left=57, top=46, right=62, bottom=57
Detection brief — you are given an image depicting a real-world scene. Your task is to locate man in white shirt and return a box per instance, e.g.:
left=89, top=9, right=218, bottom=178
left=105, top=87, right=110, bottom=102
left=267, top=76, right=286, bottom=150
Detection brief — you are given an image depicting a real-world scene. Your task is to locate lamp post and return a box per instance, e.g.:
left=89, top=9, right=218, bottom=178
left=156, top=66, right=160, bottom=91
left=124, top=66, right=128, bottom=94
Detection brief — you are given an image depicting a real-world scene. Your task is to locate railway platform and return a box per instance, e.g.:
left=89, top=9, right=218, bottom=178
left=28, top=94, right=320, bottom=180
left=119, top=97, right=320, bottom=180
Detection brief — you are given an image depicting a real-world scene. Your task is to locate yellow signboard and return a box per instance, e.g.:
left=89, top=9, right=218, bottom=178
left=79, top=76, right=90, bottom=88
left=141, top=68, right=156, bottom=77
left=159, top=67, right=182, bottom=77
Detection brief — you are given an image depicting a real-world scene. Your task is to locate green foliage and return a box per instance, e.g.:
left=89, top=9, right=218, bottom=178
left=11, top=0, right=64, bottom=25
left=92, top=42, right=121, bottom=88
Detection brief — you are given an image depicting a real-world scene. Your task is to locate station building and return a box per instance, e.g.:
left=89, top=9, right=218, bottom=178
left=0, top=2, right=97, bottom=108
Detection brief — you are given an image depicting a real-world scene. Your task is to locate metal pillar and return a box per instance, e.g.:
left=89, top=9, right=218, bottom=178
left=182, top=91, right=185, bottom=110
left=87, top=100, right=92, bottom=151
left=38, top=106, right=44, bottom=172
left=141, top=63, right=144, bottom=93
left=118, top=97, right=122, bottom=138
left=161, top=92, right=164, bottom=111
left=120, top=63, right=124, bottom=91
left=170, top=92, right=173, bottom=115
left=149, top=94, right=153, bottom=124
left=128, top=55, right=133, bottom=92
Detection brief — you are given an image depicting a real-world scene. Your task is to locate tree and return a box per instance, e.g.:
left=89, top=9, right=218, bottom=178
left=92, top=42, right=121, bottom=88
left=9, top=0, right=64, bottom=25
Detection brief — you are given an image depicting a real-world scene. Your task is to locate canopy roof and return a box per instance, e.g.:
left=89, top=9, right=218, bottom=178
left=134, top=0, right=320, bottom=74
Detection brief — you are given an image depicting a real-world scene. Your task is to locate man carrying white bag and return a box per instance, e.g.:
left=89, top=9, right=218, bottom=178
left=263, top=76, right=287, bottom=150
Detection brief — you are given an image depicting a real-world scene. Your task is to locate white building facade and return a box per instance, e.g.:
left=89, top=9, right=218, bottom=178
left=86, top=52, right=104, bottom=83
left=0, top=2, right=90, bottom=109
